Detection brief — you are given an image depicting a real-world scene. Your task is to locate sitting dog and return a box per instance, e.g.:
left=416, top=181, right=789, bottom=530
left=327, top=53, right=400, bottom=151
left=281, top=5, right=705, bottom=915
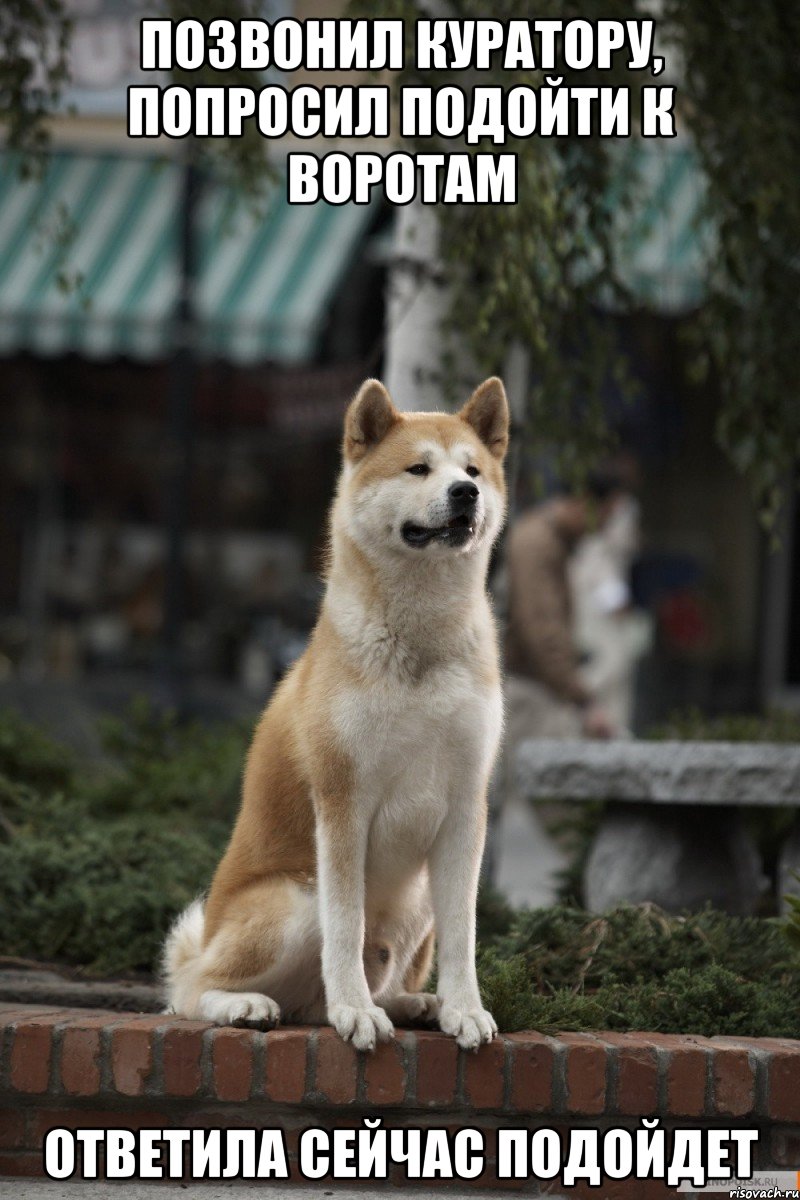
left=163, top=376, right=509, bottom=1051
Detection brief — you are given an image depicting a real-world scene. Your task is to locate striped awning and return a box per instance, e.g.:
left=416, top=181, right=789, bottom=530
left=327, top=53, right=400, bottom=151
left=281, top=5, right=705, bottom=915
left=612, top=138, right=712, bottom=313
left=0, top=152, right=378, bottom=364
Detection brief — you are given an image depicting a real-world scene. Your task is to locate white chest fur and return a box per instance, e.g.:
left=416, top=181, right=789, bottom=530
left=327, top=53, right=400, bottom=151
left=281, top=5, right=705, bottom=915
left=331, top=660, right=502, bottom=890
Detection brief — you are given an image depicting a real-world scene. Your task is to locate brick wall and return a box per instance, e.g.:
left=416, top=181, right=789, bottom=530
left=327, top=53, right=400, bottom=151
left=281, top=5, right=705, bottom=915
left=1, top=1004, right=799, bottom=1194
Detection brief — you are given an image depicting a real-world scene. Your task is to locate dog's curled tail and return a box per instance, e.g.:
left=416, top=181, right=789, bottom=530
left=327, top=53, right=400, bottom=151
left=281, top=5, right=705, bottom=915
left=161, top=898, right=205, bottom=1014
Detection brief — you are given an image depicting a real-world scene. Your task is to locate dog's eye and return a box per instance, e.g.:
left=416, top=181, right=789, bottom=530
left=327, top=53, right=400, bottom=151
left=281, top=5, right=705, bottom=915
left=466, top=465, right=480, bottom=478
left=406, top=463, right=430, bottom=476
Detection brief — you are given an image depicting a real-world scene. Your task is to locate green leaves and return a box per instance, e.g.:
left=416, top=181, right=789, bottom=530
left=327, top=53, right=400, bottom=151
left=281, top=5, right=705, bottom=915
left=360, top=0, right=800, bottom=515
left=476, top=897, right=800, bottom=1036
left=0, top=702, right=248, bottom=975
left=784, top=874, right=800, bottom=953
left=3, top=705, right=800, bottom=1031
left=91, top=696, right=248, bottom=819
left=0, top=1, right=71, bottom=160
left=161, top=0, right=278, bottom=199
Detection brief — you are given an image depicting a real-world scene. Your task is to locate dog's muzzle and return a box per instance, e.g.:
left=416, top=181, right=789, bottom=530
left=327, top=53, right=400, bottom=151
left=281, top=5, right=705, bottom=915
left=401, top=482, right=480, bottom=548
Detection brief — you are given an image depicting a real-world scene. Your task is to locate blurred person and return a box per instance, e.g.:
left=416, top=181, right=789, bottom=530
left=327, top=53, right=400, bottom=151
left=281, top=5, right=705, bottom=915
left=489, top=469, right=629, bottom=908
left=570, top=490, right=653, bottom=732
left=504, top=468, right=628, bottom=743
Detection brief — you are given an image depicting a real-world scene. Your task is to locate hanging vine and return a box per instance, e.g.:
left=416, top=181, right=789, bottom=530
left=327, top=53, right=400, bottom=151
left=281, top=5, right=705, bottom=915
left=360, top=0, right=800, bottom=521
left=3, top=0, right=799, bottom=519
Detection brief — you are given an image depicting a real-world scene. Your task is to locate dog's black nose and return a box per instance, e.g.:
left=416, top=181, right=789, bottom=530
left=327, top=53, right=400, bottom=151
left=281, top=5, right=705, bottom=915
left=449, top=480, right=479, bottom=508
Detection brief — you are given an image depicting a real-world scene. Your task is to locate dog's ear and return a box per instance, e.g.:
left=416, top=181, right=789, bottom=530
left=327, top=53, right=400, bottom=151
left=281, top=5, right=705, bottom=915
left=459, top=377, right=509, bottom=460
left=344, top=379, right=400, bottom=462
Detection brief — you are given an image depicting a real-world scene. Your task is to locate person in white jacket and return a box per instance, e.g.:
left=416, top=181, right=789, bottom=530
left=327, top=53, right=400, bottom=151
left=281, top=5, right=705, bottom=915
left=570, top=492, right=652, bottom=734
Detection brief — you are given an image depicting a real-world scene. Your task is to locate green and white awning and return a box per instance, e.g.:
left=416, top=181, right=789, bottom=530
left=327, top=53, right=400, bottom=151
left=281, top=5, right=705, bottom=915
left=612, top=139, right=712, bottom=313
left=0, top=142, right=709, bottom=363
left=0, top=152, right=378, bottom=364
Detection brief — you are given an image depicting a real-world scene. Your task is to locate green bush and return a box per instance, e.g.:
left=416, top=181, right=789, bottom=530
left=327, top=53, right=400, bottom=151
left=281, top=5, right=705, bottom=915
left=476, top=896, right=800, bottom=1037
left=0, top=701, right=247, bottom=974
left=0, top=814, right=225, bottom=974
left=90, top=697, right=248, bottom=819
left=2, top=705, right=800, bottom=1037
left=648, top=707, right=800, bottom=743
left=0, top=708, right=74, bottom=791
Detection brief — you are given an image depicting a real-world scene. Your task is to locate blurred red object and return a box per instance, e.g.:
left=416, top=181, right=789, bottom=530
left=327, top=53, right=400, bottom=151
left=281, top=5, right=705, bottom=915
left=658, top=589, right=713, bottom=653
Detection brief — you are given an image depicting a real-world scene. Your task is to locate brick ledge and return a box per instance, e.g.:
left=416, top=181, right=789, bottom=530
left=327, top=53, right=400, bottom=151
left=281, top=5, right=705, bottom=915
left=2, top=1003, right=800, bottom=1191
left=2, top=1002, right=799, bottom=1118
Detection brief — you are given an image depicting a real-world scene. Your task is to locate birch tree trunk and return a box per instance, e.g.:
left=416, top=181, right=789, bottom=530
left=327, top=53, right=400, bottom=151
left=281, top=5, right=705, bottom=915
left=383, top=201, right=453, bottom=412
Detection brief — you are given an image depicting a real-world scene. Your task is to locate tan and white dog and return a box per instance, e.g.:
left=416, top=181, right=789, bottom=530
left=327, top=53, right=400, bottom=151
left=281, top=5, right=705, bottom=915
left=163, top=376, right=509, bottom=1051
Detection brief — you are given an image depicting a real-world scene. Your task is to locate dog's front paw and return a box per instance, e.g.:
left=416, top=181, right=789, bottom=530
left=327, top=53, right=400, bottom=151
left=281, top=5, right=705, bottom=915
left=438, top=1002, right=497, bottom=1050
left=384, top=992, right=440, bottom=1025
left=329, top=1003, right=394, bottom=1051
left=199, top=990, right=281, bottom=1029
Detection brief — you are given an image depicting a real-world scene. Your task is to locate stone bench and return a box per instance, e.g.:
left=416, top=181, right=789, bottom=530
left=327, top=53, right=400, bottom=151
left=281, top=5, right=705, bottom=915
left=516, top=740, right=800, bottom=914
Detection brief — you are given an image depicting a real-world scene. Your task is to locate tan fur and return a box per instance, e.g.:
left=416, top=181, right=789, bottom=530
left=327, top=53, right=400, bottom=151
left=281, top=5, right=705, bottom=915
left=403, top=928, right=436, bottom=993
left=164, top=377, right=509, bottom=1050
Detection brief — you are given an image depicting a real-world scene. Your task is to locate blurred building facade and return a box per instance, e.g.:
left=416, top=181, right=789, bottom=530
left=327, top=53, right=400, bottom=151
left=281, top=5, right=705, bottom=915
left=0, top=1, right=794, bottom=726
left=0, top=0, right=391, bottom=703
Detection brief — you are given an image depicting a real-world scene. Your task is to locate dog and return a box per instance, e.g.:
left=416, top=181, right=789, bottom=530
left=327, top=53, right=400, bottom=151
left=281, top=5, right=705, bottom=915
left=163, top=376, right=509, bottom=1051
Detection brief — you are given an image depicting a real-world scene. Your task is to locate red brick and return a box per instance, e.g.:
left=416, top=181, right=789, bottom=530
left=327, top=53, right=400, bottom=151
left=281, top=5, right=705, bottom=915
left=556, top=1181, right=629, bottom=1200
left=0, top=1151, right=44, bottom=1177
left=712, top=1035, right=778, bottom=1052
left=725, top=1035, right=800, bottom=1051
left=647, top=1033, right=709, bottom=1117
left=508, top=1033, right=555, bottom=1113
left=600, top=1033, right=658, bottom=1115
left=281, top=1117, right=366, bottom=1163
left=171, top=1110, right=255, bottom=1133
left=0, top=1006, right=64, bottom=1025
left=463, top=1036, right=506, bottom=1110
left=562, top=1033, right=606, bottom=1115
left=467, top=1167, right=525, bottom=1192
left=314, top=1029, right=358, bottom=1104
left=415, top=1032, right=458, bottom=1106
left=162, top=1022, right=208, bottom=1097
left=60, top=1025, right=105, bottom=1097
left=58, top=1013, right=122, bottom=1098
left=263, top=1029, right=309, bottom=1103
left=363, top=1035, right=407, bottom=1105
left=770, top=1127, right=800, bottom=1166
left=38, top=1008, right=117, bottom=1026
left=0, top=1107, right=26, bottom=1149
left=712, top=1047, right=755, bottom=1117
left=30, top=1108, right=165, bottom=1142
left=211, top=1028, right=254, bottom=1102
left=10, top=1016, right=63, bottom=1093
left=111, top=1022, right=158, bottom=1096
left=557, top=1178, right=674, bottom=1200
left=638, top=1182, right=683, bottom=1200
left=769, top=1048, right=800, bottom=1122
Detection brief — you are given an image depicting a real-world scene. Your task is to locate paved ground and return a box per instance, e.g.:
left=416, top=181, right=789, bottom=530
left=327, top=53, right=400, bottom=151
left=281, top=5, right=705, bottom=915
left=0, top=1183, right=527, bottom=1199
